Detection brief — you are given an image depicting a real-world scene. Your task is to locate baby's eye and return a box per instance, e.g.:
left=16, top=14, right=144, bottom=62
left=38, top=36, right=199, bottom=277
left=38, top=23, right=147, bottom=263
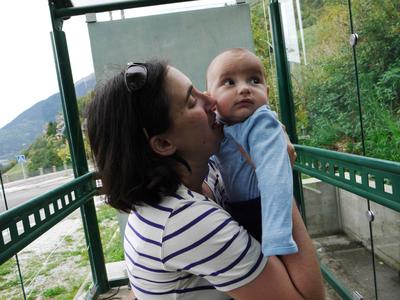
left=223, top=79, right=235, bottom=86
left=249, top=77, right=261, bottom=84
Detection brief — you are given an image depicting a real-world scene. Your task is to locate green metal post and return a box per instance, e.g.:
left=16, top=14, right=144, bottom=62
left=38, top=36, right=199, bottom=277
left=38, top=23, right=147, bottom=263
left=54, top=0, right=198, bottom=18
left=268, top=0, right=305, bottom=221
left=48, top=1, right=109, bottom=294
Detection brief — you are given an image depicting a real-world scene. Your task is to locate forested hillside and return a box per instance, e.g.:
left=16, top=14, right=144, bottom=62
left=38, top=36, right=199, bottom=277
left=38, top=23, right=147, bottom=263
left=22, top=91, right=93, bottom=172
left=0, top=74, right=95, bottom=160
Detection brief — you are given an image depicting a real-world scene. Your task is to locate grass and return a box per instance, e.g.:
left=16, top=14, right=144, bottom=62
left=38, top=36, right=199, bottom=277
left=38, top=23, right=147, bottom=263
left=64, top=235, right=74, bottom=244
left=4, top=163, right=23, bottom=176
left=97, top=203, right=125, bottom=263
left=0, top=258, right=15, bottom=277
left=43, top=286, right=67, bottom=297
left=0, top=203, right=124, bottom=299
left=3, top=163, right=25, bottom=182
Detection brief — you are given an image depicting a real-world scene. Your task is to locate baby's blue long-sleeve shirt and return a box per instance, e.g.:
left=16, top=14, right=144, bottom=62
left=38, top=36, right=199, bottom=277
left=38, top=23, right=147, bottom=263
left=214, top=105, right=298, bottom=256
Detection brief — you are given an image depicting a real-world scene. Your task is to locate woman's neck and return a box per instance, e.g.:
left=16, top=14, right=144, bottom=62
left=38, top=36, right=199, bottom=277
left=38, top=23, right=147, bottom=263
left=176, top=159, right=208, bottom=194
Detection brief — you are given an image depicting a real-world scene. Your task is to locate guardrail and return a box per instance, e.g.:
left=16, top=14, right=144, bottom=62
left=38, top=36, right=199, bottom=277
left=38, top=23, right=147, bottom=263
left=295, top=145, right=399, bottom=212
left=0, top=172, right=96, bottom=265
left=295, top=145, right=400, bottom=299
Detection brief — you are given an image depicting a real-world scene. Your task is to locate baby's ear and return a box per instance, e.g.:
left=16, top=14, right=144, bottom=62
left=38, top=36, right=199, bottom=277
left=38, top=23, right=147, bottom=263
left=149, top=135, right=176, bottom=157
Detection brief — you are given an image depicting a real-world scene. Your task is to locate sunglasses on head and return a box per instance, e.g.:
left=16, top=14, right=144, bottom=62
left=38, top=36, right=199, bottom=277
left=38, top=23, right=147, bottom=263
left=124, top=62, right=148, bottom=93
left=123, top=62, right=150, bottom=140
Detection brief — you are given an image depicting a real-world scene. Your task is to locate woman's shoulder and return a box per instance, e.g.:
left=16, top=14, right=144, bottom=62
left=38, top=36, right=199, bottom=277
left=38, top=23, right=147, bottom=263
left=135, top=185, right=227, bottom=224
left=162, top=184, right=227, bottom=217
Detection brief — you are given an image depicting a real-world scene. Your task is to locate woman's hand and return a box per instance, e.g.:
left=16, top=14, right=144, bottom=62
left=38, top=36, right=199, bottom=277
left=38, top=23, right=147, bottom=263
left=286, top=133, right=297, bottom=168
left=280, top=122, right=297, bottom=168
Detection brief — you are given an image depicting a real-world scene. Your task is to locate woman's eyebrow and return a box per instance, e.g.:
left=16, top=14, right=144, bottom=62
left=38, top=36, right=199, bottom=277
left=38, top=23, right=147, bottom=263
left=185, top=85, right=193, bottom=104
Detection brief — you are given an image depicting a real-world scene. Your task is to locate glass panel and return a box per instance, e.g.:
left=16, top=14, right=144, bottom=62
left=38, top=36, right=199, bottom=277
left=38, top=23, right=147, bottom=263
left=349, top=0, right=400, bottom=163
left=350, top=1, right=400, bottom=298
left=369, top=202, right=400, bottom=299
left=0, top=2, right=99, bottom=298
left=302, top=175, right=376, bottom=298
left=95, top=196, right=124, bottom=265
left=249, top=0, right=281, bottom=112
left=0, top=1, right=77, bottom=214
left=0, top=257, right=25, bottom=299
left=5, top=212, right=89, bottom=298
left=284, top=0, right=363, bottom=154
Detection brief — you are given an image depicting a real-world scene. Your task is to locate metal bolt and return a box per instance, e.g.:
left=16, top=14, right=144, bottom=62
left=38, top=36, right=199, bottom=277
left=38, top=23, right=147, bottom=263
left=366, top=210, right=375, bottom=222
left=353, top=291, right=363, bottom=300
left=350, top=33, right=359, bottom=47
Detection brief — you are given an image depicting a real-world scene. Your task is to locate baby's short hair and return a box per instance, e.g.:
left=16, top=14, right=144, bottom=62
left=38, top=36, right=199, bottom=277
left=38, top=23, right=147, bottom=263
left=206, top=48, right=255, bottom=89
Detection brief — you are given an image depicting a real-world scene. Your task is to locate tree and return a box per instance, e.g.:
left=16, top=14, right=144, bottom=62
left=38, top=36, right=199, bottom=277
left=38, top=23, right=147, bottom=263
left=25, top=136, right=63, bottom=171
left=291, top=0, right=399, bottom=161
left=46, top=121, right=57, bottom=136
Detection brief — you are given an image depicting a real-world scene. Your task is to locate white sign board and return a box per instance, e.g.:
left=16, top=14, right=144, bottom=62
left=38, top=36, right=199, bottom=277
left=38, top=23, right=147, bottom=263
left=280, top=0, right=301, bottom=64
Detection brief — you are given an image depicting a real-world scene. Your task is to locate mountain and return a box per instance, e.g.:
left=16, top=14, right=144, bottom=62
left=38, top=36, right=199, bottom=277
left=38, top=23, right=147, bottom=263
left=0, top=74, right=96, bottom=160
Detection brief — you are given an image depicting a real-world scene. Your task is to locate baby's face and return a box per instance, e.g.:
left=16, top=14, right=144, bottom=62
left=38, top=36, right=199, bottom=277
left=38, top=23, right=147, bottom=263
left=207, top=51, right=269, bottom=125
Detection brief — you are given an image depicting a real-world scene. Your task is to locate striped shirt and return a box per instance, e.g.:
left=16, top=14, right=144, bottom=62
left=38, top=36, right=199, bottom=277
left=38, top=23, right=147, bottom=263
left=124, top=184, right=267, bottom=299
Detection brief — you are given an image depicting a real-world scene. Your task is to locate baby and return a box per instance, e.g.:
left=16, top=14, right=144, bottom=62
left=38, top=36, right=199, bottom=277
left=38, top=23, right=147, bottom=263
left=206, top=48, right=297, bottom=256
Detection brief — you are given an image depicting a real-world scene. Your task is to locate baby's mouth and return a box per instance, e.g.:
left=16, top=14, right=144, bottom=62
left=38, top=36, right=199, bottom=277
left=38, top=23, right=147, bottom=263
left=237, top=98, right=253, bottom=105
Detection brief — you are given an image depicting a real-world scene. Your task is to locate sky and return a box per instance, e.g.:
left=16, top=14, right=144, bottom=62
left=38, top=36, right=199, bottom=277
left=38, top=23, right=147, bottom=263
left=0, top=0, right=234, bottom=129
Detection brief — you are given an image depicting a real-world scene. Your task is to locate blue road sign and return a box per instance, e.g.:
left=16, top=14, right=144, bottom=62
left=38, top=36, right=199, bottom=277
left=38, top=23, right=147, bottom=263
left=16, top=155, right=26, bottom=163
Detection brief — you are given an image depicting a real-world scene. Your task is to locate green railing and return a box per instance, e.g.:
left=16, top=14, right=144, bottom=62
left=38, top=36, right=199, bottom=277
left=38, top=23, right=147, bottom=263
left=295, top=145, right=400, bottom=299
left=0, top=172, right=96, bottom=265
left=295, top=145, right=400, bottom=213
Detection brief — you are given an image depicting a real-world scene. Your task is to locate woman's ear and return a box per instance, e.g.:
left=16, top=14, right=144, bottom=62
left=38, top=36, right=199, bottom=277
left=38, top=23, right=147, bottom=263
left=149, top=134, right=176, bottom=157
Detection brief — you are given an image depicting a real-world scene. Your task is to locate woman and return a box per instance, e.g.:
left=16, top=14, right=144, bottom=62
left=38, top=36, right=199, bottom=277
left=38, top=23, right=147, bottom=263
left=86, top=60, right=325, bottom=299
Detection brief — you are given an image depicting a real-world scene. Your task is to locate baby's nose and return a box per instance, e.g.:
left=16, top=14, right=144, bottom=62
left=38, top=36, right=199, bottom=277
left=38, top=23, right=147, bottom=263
left=238, top=82, right=250, bottom=94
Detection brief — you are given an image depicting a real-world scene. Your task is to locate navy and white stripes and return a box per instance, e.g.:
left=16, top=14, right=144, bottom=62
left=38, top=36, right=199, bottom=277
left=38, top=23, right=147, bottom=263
left=124, top=184, right=267, bottom=299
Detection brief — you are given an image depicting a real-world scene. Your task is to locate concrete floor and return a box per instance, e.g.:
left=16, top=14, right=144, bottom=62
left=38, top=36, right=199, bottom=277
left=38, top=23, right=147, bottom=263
left=314, top=234, right=400, bottom=300
left=97, top=286, right=134, bottom=300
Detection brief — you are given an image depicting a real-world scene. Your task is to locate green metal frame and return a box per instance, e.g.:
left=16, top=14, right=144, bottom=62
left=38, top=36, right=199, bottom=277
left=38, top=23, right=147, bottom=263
left=295, top=145, right=400, bottom=212
left=321, top=264, right=353, bottom=299
left=0, top=172, right=96, bottom=265
left=0, top=1, right=398, bottom=299
left=49, top=0, right=110, bottom=293
left=54, top=0, right=197, bottom=18
left=268, top=0, right=306, bottom=222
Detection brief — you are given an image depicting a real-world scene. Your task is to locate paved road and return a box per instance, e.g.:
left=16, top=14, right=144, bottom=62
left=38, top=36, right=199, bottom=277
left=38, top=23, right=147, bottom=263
left=0, top=170, right=74, bottom=213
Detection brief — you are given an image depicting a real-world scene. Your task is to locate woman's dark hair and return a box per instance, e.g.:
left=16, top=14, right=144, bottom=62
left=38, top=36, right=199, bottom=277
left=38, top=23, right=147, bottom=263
left=86, top=60, right=181, bottom=212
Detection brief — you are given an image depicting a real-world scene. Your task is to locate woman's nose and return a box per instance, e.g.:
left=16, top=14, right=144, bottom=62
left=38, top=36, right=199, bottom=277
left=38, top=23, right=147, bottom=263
left=202, top=93, right=217, bottom=111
